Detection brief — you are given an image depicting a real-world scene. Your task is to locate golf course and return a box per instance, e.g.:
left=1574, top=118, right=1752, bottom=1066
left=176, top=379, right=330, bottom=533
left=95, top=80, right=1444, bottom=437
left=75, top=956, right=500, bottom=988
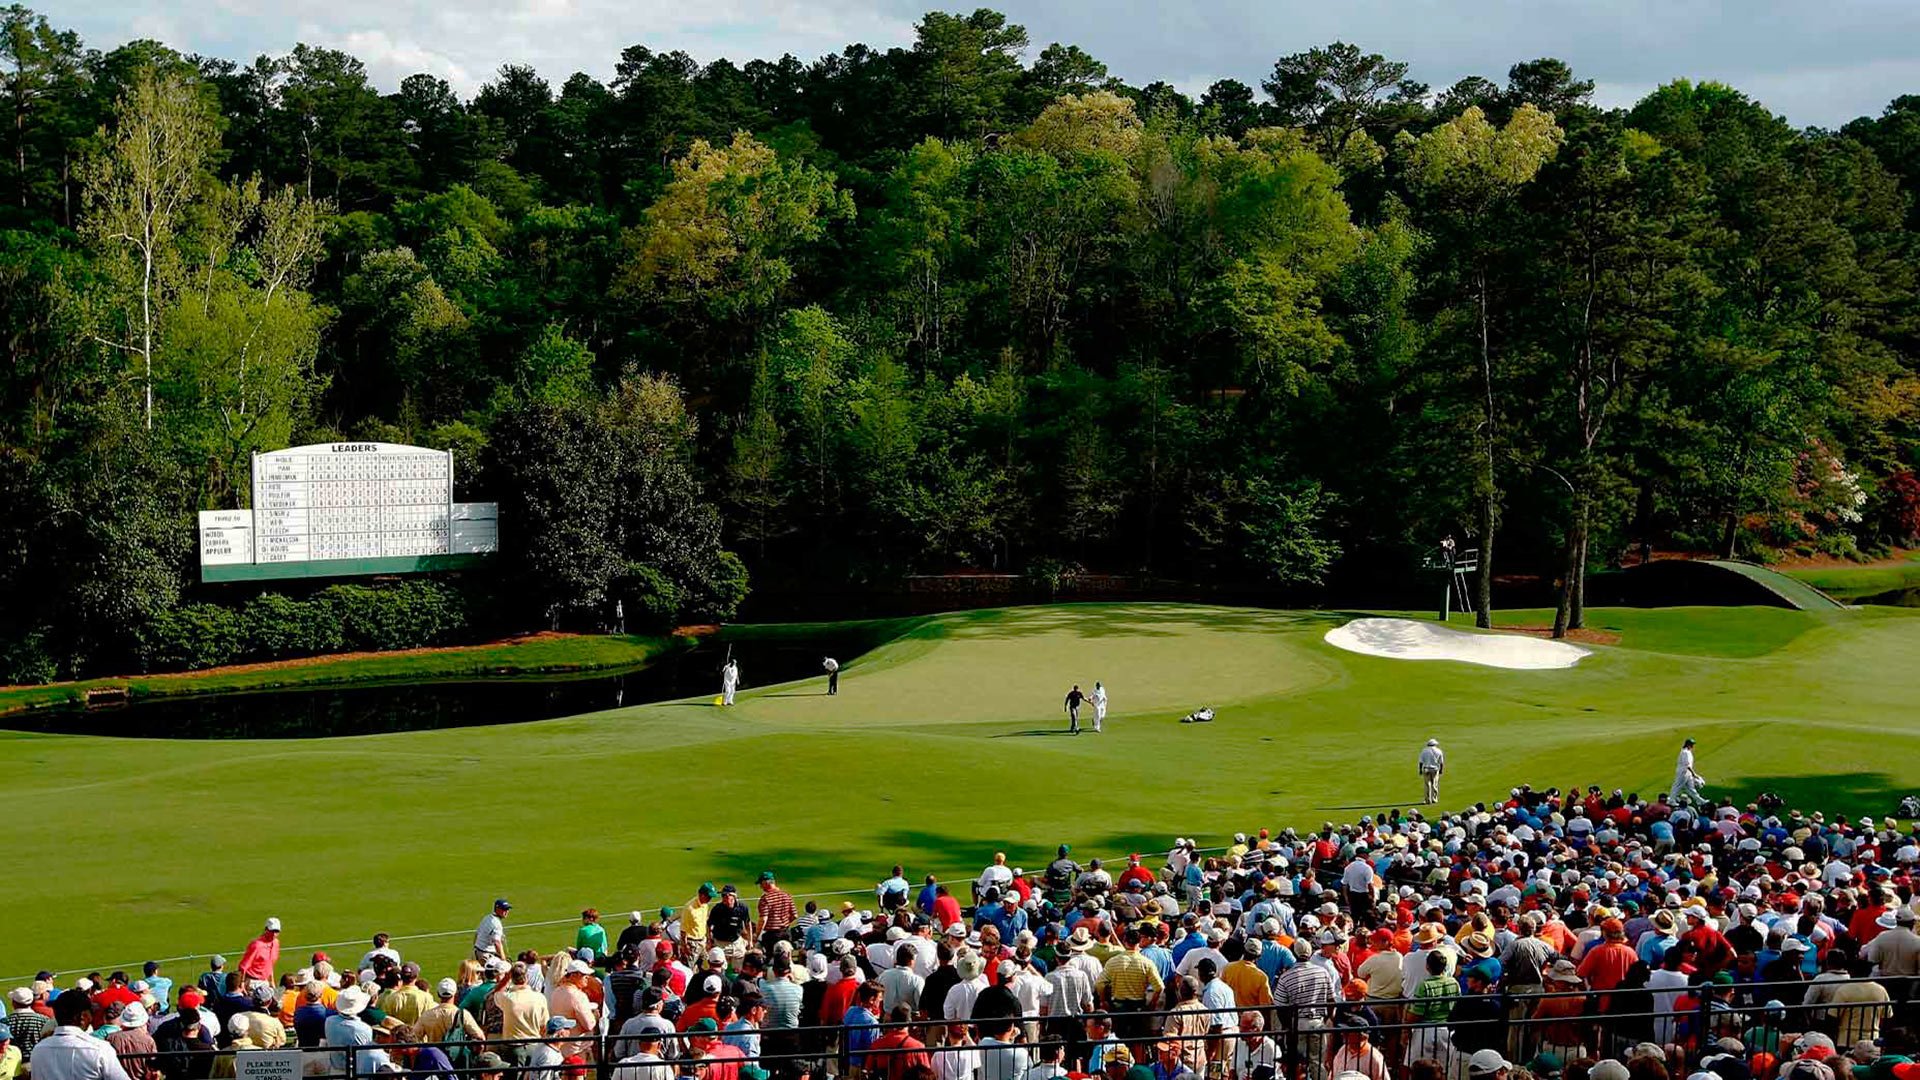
left=5, top=601, right=1918, bottom=982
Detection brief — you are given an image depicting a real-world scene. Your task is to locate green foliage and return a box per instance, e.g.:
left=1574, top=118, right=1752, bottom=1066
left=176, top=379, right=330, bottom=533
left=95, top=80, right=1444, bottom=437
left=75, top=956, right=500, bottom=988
left=7, top=8, right=1920, bottom=670
left=136, top=581, right=468, bottom=671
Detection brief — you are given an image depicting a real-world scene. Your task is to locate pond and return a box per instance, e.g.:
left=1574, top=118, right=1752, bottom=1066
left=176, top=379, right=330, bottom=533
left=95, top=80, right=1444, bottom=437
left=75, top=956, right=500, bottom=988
left=1853, top=587, right=1920, bottom=607
left=5, top=637, right=864, bottom=739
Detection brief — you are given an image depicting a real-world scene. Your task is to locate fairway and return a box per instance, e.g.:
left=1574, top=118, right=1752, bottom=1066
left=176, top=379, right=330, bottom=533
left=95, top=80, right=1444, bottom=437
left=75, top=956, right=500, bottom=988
left=5, top=602, right=1918, bottom=983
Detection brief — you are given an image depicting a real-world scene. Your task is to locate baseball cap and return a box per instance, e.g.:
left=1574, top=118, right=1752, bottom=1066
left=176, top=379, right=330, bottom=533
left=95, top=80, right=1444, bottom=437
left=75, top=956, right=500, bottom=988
left=494, top=898, right=513, bottom=910
left=546, top=1017, right=577, bottom=1035
left=0, top=1025, right=10, bottom=1042
left=6, top=989, right=30, bottom=1006
left=758, top=871, right=776, bottom=883
left=567, top=960, right=593, bottom=975
left=437, top=978, right=458, bottom=998
left=1470, top=1050, right=1514, bottom=1075
left=689, top=1017, right=719, bottom=1033
left=265, top=917, right=282, bottom=932
left=475, top=1053, right=510, bottom=1070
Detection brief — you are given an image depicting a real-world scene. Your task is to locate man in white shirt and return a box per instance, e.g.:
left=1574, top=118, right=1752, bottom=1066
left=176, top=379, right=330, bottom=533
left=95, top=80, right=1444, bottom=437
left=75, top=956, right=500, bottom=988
left=1417, top=739, right=1446, bottom=804
left=474, top=899, right=511, bottom=961
left=880, top=945, right=925, bottom=1014
left=1341, top=848, right=1377, bottom=913
left=977, top=854, right=1015, bottom=902
left=32, top=991, right=131, bottom=1080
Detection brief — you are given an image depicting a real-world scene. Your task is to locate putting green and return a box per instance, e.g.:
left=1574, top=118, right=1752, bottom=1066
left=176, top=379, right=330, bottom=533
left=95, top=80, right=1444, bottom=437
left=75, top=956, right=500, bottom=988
left=4, top=602, right=1917, bottom=986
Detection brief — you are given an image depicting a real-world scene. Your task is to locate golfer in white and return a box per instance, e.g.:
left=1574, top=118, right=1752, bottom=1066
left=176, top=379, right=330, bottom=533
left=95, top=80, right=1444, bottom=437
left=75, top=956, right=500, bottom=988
left=720, top=659, right=740, bottom=706
left=1090, top=682, right=1107, bottom=733
left=1417, top=738, right=1445, bottom=804
left=1670, top=737, right=1704, bottom=803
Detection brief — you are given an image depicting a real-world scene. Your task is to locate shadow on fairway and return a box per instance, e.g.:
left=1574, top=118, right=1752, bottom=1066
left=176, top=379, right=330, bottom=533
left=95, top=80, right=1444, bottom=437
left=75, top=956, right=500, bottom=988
left=990, top=729, right=1080, bottom=738
left=1313, top=801, right=1410, bottom=812
left=933, top=605, right=1355, bottom=642
left=1721, top=772, right=1909, bottom=816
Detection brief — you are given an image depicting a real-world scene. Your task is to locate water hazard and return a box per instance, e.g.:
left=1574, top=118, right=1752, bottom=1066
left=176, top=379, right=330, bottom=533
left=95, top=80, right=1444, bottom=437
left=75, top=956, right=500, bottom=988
left=4, top=637, right=864, bottom=739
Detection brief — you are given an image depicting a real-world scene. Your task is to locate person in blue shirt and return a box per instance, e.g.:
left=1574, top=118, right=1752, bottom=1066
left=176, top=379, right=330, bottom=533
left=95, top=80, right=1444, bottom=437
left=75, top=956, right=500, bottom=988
left=1141, top=928, right=1176, bottom=984
left=841, top=981, right=883, bottom=1070
left=142, top=962, right=173, bottom=1011
left=877, top=866, right=911, bottom=910
left=1148, top=1038, right=1196, bottom=1080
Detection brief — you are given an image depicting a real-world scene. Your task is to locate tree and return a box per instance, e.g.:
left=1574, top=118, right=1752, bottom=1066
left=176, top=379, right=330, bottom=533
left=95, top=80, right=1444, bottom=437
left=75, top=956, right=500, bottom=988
left=1015, top=42, right=1107, bottom=118
left=77, top=67, right=219, bottom=430
left=0, top=5, right=87, bottom=221
left=1199, top=79, right=1264, bottom=138
left=1404, top=104, right=1563, bottom=626
left=617, top=131, right=853, bottom=354
left=1263, top=42, right=1426, bottom=155
left=911, top=9, right=1029, bottom=140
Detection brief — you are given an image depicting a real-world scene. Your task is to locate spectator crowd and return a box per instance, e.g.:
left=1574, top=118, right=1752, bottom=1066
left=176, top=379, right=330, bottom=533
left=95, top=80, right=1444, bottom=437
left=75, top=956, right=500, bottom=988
left=6, top=784, right=1920, bottom=1080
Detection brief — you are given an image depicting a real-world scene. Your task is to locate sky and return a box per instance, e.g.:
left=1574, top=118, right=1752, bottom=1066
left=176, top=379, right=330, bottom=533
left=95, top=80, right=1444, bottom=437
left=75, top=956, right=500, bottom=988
left=50, top=0, right=1920, bottom=129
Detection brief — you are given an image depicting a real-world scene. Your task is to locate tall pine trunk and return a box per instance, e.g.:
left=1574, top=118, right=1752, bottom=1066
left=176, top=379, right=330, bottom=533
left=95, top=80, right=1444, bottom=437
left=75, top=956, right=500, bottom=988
left=1475, top=271, right=1495, bottom=629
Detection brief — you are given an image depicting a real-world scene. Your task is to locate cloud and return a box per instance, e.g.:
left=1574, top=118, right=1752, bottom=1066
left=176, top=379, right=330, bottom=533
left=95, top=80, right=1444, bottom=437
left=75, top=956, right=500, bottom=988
left=58, top=0, right=1920, bottom=126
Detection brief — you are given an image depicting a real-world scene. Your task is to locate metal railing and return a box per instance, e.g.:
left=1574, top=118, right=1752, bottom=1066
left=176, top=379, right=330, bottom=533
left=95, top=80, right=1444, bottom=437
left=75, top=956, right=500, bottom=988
left=93, top=975, right=1919, bottom=1080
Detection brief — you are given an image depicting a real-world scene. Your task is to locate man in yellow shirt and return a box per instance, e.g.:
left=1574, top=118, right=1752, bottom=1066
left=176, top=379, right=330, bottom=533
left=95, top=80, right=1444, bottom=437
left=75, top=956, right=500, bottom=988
left=1223, top=942, right=1274, bottom=1008
left=681, top=883, right=715, bottom=960
left=0, top=1025, right=20, bottom=1080
left=379, top=964, right=436, bottom=1026
left=494, top=963, right=551, bottom=1054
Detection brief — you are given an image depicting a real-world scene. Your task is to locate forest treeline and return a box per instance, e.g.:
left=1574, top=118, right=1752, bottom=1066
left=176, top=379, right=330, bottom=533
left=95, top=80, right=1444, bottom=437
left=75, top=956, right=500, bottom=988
left=4, top=7, right=1920, bottom=679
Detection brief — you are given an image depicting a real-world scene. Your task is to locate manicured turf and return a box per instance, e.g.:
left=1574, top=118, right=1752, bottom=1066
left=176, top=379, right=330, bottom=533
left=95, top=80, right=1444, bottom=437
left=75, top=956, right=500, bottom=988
left=5, top=602, right=1918, bottom=986
left=1783, top=554, right=1920, bottom=602
left=0, top=633, right=682, bottom=717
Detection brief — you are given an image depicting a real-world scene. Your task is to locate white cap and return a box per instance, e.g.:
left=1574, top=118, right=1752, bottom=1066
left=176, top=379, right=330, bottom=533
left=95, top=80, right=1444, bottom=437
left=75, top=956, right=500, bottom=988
left=567, top=959, right=593, bottom=975
left=437, top=978, right=459, bottom=999
left=265, top=917, right=282, bottom=932
left=1469, top=1050, right=1513, bottom=1075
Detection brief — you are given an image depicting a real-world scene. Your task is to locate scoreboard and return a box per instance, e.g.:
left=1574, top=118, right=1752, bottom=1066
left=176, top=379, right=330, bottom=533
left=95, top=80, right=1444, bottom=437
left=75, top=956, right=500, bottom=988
left=198, top=442, right=498, bottom=582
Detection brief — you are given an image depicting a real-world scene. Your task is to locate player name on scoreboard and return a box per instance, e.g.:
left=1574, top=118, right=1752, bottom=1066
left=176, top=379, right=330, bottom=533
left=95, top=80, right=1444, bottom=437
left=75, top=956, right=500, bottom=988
left=198, top=442, right=499, bottom=582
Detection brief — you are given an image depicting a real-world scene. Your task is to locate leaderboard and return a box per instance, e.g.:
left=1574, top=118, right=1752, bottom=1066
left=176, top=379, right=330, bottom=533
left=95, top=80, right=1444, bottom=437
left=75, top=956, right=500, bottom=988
left=252, top=443, right=452, bottom=564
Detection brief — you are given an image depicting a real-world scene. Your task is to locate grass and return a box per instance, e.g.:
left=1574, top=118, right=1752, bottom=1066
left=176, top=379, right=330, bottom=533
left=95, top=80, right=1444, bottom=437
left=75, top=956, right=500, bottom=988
left=1783, top=554, right=1920, bottom=602
left=0, top=633, right=684, bottom=717
left=4, top=601, right=1918, bottom=986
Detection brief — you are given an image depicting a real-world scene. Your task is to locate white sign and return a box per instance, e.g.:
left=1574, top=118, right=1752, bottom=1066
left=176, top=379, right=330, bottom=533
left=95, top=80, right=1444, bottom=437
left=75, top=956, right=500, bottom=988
left=451, top=501, right=500, bottom=554
left=233, top=1049, right=303, bottom=1080
left=252, top=442, right=452, bottom=564
left=198, top=509, right=255, bottom=566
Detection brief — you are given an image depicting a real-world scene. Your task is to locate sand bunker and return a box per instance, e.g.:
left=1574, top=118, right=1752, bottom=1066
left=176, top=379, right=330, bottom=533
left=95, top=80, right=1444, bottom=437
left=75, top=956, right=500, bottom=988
left=1324, top=617, right=1590, bottom=670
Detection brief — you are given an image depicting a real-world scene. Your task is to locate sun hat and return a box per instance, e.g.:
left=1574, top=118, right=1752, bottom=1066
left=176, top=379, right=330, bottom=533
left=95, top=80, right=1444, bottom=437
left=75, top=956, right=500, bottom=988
left=1591, top=1062, right=1632, bottom=1080
left=1547, top=959, right=1581, bottom=983
left=567, top=959, right=594, bottom=975
left=119, top=1003, right=149, bottom=1028
left=334, top=987, right=370, bottom=1016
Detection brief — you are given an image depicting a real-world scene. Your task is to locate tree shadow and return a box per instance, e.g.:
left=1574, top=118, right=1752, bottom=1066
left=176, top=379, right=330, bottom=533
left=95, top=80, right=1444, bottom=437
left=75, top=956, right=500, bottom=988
left=1313, top=802, right=1409, bottom=812
left=988, top=729, right=1080, bottom=738
left=1718, top=772, right=1910, bottom=817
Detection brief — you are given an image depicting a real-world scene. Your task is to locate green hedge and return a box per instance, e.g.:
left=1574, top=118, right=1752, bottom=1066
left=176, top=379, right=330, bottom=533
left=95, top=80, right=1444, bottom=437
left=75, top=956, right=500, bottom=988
left=136, top=581, right=470, bottom=672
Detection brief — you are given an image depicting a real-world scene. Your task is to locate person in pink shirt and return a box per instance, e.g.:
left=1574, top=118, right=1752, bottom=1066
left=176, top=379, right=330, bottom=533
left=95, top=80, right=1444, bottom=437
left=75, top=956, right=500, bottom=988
left=239, top=918, right=282, bottom=987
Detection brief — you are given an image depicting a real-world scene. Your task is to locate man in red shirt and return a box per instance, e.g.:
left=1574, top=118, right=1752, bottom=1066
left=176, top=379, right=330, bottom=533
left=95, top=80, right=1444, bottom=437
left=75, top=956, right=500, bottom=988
left=1118, top=855, right=1156, bottom=892
left=867, top=1004, right=931, bottom=1080
left=1679, top=908, right=1735, bottom=974
left=1576, top=919, right=1637, bottom=1006
left=1849, top=888, right=1891, bottom=946
left=90, top=973, right=140, bottom=1027
left=239, top=918, right=282, bottom=987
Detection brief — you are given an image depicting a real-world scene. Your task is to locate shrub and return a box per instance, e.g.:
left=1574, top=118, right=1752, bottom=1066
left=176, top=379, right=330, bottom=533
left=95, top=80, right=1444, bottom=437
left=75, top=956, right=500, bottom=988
left=617, top=564, right=682, bottom=632
left=137, top=603, right=247, bottom=671
left=134, top=581, right=470, bottom=673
